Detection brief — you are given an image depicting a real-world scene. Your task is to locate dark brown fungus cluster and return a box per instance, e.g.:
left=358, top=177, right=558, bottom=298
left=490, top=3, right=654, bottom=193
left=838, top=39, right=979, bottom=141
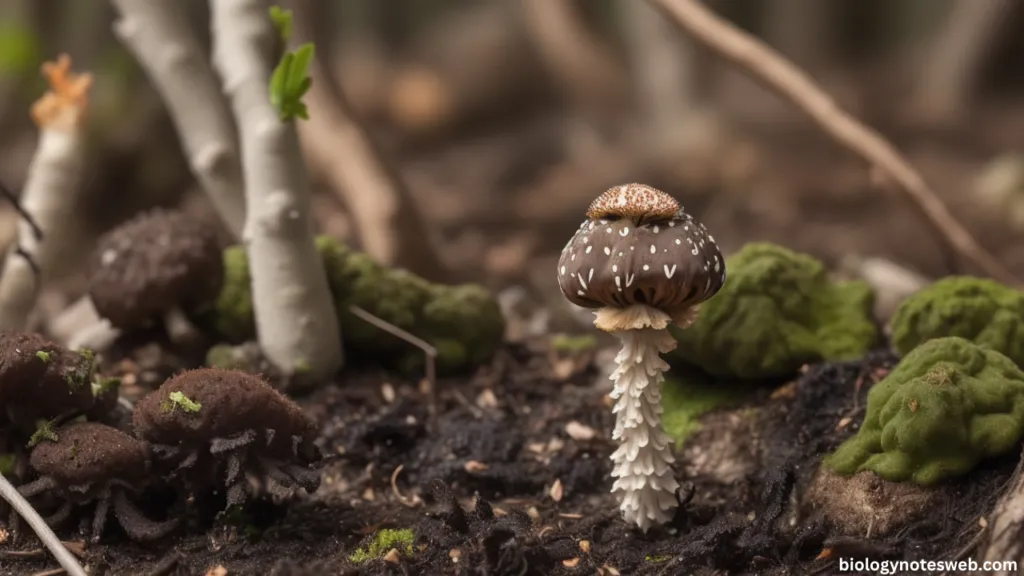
left=0, top=332, right=108, bottom=432
left=86, top=208, right=224, bottom=336
left=132, top=368, right=321, bottom=509
left=557, top=183, right=726, bottom=326
left=15, top=421, right=178, bottom=542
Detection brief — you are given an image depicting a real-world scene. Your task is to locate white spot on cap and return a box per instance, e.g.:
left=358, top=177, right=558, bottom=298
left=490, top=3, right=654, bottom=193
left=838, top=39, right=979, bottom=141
left=612, top=264, right=618, bottom=272
left=588, top=269, right=594, bottom=282
left=560, top=266, right=565, bottom=275
left=604, top=247, right=611, bottom=256
left=620, top=227, right=630, bottom=237
left=653, top=225, right=660, bottom=234
left=586, top=246, right=593, bottom=254
left=675, top=239, right=681, bottom=245
left=642, top=264, right=649, bottom=271
left=665, top=264, right=677, bottom=278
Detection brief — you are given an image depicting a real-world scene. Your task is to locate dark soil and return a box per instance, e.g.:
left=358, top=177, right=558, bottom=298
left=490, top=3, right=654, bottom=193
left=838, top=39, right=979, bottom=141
left=1, top=342, right=1018, bottom=576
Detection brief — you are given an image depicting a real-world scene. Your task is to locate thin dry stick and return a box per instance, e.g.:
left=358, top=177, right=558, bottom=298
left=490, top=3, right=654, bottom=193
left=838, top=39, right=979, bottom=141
left=347, top=304, right=437, bottom=388
left=0, top=473, right=87, bottom=576
left=648, top=0, right=1019, bottom=286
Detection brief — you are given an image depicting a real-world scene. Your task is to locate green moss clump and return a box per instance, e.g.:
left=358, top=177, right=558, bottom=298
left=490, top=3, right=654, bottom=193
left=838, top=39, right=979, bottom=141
left=824, top=337, right=1024, bottom=485
left=349, top=528, right=415, bottom=564
left=889, top=276, right=1024, bottom=366
left=0, top=453, right=16, bottom=475
left=418, top=283, right=505, bottom=367
left=207, top=236, right=505, bottom=376
left=210, top=245, right=256, bottom=343
left=668, top=243, right=877, bottom=379
left=660, top=369, right=747, bottom=445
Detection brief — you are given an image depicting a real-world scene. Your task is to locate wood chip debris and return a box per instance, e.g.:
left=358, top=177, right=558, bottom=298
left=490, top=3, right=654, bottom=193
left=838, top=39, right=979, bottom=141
left=562, top=557, right=581, bottom=568
left=526, top=506, right=541, bottom=523
left=579, top=540, right=591, bottom=553
left=449, top=548, right=462, bottom=563
left=205, top=566, right=228, bottom=576
left=835, top=416, right=852, bottom=431
left=549, top=479, right=564, bottom=502
left=476, top=388, right=498, bottom=409
left=565, top=420, right=598, bottom=441
left=464, top=460, right=490, bottom=473
left=383, top=548, right=401, bottom=563
left=597, top=565, right=621, bottom=575
left=380, top=382, right=396, bottom=403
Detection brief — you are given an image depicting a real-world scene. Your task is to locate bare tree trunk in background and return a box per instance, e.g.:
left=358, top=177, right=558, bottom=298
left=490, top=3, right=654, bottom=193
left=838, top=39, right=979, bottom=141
left=621, top=0, right=721, bottom=167
left=385, top=2, right=550, bottom=136
left=293, top=0, right=450, bottom=282
left=909, top=0, right=1014, bottom=128
left=519, top=0, right=628, bottom=156
left=330, top=0, right=394, bottom=119
left=718, top=0, right=835, bottom=126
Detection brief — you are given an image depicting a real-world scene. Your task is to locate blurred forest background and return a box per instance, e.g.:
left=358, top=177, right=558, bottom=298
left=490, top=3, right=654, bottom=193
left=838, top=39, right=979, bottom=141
left=2, top=0, right=1024, bottom=335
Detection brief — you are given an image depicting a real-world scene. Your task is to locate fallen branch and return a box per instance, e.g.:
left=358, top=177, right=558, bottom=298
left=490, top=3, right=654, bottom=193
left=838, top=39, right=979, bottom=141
left=648, top=0, right=1019, bottom=286
left=210, top=0, right=342, bottom=379
left=979, top=447, right=1024, bottom=572
left=111, top=0, right=246, bottom=239
left=0, top=472, right=87, bottom=576
left=0, top=55, right=90, bottom=331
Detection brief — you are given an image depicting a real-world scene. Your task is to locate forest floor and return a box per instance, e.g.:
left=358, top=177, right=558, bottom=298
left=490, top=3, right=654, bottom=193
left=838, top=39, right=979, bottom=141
left=2, top=336, right=1016, bottom=576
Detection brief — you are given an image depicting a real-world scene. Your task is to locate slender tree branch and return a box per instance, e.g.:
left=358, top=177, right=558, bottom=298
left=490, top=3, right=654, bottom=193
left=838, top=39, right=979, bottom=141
left=348, top=304, right=436, bottom=388
left=647, top=0, right=1018, bottom=286
left=110, top=0, right=246, bottom=239
left=0, top=472, right=87, bottom=576
left=0, top=55, right=90, bottom=331
left=210, top=0, right=343, bottom=379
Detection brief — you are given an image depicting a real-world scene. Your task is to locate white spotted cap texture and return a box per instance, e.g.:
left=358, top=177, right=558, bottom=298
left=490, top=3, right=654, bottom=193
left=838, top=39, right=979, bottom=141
left=557, top=184, right=726, bottom=318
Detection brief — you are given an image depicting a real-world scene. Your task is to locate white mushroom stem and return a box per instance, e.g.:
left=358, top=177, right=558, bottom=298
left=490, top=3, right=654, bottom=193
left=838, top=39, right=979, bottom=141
left=111, top=0, right=246, bottom=239
left=210, top=0, right=343, bottom=379
left=598, top=305, right=682, bottom=532
left=0, top=56, right=89, bottom=332
left=47, top=295, right=122, bottom=353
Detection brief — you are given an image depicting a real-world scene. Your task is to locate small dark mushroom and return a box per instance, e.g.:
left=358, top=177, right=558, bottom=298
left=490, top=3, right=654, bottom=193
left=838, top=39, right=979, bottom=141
left=132, top=368, right=321, bottom=509
left=0, top=332, right=103, bottom=433
left=15, top=421, right=178, bottom=542
left=556, top=183, right=726, bottom=532
left=86, top=208, right=224, bottom=346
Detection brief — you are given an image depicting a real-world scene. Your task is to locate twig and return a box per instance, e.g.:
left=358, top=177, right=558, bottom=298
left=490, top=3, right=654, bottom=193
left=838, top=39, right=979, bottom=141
left=389, top=464, right=420, bottom=508
left=648, top=0, right=1019, bottom=286
left=110, top=0, right=246, bottom=239
left=0, top=181, right=43, bottom=241
left=0, top=473, right=87, bottom=576
left=348, top=304, right=436, bottom=388
left=31, top=569, right=67, bottom=576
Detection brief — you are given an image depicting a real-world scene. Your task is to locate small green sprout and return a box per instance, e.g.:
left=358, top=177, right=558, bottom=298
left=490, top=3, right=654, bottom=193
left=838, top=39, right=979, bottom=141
left=268, top=5, right=314, bottom=121
left=161, top=391, right=202, bottom=414
left=349, top=528, right=415, bottom=564
left=269, top=5, right=293, bottom=41
left=27, top=419, right=58, bottom=448
left=36, top=350, right=51, bottom=363
left=92, top=376, right=121, bottom=397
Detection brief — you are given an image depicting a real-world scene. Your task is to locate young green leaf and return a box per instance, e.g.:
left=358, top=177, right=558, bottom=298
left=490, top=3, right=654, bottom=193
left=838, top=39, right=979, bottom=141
left=269, top=5, right=293, bottom=42
left=269, top=43, right=315, bottom=121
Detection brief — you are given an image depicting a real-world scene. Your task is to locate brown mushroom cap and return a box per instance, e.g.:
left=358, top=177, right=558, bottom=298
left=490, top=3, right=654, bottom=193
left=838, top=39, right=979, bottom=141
left=29, top=421, right=150, bottom=488
left=132, top=368, right=319, bottom=462
left=0, top=332, right=97, bottom=428
left=557, top=184, right=726, bottom=319
left=86, top=208, right=224, bottom=330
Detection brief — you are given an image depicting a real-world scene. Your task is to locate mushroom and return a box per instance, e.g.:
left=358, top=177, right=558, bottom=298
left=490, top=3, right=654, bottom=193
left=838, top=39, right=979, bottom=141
left=85, top=208, right=224, bottom=348
left=556, top=183, right=726, bottom=532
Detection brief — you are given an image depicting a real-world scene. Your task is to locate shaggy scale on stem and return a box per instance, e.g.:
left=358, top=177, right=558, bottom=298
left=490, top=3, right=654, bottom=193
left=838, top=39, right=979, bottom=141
left=557, top=183, right=726, bottom=531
